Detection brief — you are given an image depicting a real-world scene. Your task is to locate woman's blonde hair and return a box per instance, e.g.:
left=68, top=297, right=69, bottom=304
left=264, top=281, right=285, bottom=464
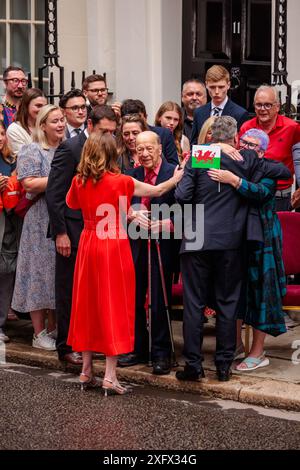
left=197, top=116, right=216, bottom=144
left=0, top=120, right=14, bottom=163
left=155, top=101, right=183, bottom=158
left=33, top=104, right=63, bottom=149
left=77, top=132, right=120, bottom=185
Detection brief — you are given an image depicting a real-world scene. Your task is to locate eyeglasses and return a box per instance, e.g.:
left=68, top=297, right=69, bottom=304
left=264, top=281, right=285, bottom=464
left=64, top=105, right=87, bottom=112
left=254, top=102, right=276, bottom=110
left=240, top=138, right=261, bottom=150
left=87, top=87, right=108, bottom=94
left=4, top=78, right=28, bottom=86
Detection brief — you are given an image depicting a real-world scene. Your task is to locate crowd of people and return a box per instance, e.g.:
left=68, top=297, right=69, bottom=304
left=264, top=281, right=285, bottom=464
left=1, top=63, right=300, bottom=393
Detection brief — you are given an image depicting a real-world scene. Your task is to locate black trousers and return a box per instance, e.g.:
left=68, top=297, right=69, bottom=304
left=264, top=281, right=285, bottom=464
left=133, top=240, right=172, bottom=361
left=0, top=272, right=14, bottom=331
left=180, top=249, right=243, bottom=371
left=55, top=248, right=77, bottom=359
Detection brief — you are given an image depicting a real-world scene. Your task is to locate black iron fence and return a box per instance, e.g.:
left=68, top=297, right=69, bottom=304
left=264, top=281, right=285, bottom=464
left=27, top=70, right=107, bottom=104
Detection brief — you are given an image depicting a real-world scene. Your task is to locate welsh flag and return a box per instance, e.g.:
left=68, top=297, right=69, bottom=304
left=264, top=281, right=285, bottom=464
left=191, top=145, right=221, bottom=169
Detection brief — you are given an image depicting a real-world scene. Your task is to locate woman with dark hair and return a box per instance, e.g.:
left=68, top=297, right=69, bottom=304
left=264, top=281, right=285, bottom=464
left=6, top=88, right=47, bottom=158
left=66, top=131, right=183, bottom=394
left=155, top=101, right=190, bottom=159
left=117, top=114, right=148, bottom=172
left=0, top=121, right=22, bottom=342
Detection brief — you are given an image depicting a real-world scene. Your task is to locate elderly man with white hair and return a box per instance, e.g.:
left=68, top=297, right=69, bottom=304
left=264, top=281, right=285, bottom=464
left=240, top=85, right=300, bottom=211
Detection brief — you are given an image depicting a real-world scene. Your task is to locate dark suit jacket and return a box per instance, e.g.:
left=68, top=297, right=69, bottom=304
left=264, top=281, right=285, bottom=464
left=126, top=159, right=176, bottom=265
left=46, top=132, right=86, bottom=248
left=190, top=99, right=249, bottom=145
left=149, top=125, right=179, bottom=166
left=175, top=149, right=291, bottom=253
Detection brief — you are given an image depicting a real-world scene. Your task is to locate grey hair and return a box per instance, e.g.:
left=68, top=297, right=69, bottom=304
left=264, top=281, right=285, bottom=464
left=211, top=116, right=237, bottom=142
left=254, top=85, right=280, bottom=104
left=241, top=128, right=270, bottom=151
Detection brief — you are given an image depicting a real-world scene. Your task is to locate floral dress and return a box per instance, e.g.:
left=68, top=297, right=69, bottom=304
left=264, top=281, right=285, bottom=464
left=11, top=143, right=56, bottom=312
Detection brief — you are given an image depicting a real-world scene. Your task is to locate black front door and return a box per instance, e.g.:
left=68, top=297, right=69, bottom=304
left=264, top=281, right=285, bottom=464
left=182, top=0, right=272, bottom=112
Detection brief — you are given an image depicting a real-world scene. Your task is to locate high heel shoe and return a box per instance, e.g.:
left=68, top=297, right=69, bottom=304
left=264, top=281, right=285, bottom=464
left=79, top=373, right=101, bottom=391
left=102, top=378, right=129, bottom=396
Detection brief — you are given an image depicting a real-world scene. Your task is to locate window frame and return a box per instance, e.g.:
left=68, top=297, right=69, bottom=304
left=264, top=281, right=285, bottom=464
left=0, top=0, right=46, bottom=87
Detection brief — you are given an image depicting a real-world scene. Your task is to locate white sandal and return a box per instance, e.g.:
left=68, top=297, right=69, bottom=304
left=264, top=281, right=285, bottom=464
left=235, top=353, right=270, bottom=371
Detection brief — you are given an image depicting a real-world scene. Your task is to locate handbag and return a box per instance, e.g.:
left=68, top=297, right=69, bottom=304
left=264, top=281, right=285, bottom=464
left=14, top=192, right=43, bottom=218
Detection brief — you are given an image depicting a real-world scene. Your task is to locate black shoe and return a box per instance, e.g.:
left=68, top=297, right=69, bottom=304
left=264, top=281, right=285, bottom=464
left=176, top=364, right=205, bottom=381
left=117, top=353, right=148, bottom=368
left=216, top=367, right=232, bottom=382
left=152, top=358, right=171, bottom=375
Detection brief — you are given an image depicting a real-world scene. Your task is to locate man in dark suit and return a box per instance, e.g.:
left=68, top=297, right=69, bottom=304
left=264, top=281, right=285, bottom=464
left=120, top=99, right=179, bottom=166
left=46, top=105, right=118, bottom=365
left=59, top=89, right=87, bottom=139
left=117, top=131, right=177, bottom=375
left=175, top=116, right=291, bottom=382
left=191, top=65, right=249, bottom=145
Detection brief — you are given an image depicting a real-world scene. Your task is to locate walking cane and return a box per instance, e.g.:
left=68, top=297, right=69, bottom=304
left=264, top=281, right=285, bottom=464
left=155, top=239, right=178, bottom=367
left=147, top=233, right=152, bottom=367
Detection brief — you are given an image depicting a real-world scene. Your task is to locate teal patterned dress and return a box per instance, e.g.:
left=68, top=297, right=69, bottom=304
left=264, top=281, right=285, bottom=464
left=237, top=177, right=287, bottom=337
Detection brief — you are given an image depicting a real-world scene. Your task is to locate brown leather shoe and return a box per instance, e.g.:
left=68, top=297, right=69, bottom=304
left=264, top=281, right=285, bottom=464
left=62, top=352, right=83, bottom=365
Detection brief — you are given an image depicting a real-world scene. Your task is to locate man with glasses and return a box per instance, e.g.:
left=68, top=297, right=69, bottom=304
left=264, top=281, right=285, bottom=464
left=1, top=66, right=28, bottom=129
left=240, top=85, right=300, bottom=211
left=82, top=74, right=121, bottom=119
left=59, top=89, right=87, bottom=139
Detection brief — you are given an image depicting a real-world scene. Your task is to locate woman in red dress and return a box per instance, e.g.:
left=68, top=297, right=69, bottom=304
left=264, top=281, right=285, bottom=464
left=66, top=131, right=182, bottom=395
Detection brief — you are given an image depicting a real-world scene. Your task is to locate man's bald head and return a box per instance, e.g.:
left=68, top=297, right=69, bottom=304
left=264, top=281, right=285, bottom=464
left=136, top=131, right=161, bottom=147
left=136, top=131, right=162, bottom=170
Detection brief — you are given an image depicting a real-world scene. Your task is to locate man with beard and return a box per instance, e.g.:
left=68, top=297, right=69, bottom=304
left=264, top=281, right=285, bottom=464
left=1, top=66, right=28, bottom=128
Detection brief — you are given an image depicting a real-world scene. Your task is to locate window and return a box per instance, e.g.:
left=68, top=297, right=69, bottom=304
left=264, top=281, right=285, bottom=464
left=0, top=0, right=46, bottom=95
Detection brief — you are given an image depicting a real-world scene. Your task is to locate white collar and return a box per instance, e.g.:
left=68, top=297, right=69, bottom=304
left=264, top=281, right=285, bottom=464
left=211, top=96, right=228, bottom=111
left=67, top=123, right=85, bottom=135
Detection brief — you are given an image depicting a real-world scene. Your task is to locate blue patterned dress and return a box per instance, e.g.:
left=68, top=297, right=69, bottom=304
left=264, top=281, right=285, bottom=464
left=237, top=177, right=287, bottom=337
left=11, top=143, right=56, bottom=312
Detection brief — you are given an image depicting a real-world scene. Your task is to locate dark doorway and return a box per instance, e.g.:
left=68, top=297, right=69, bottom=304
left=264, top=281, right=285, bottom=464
left=182, top=0, right=272, bottom=112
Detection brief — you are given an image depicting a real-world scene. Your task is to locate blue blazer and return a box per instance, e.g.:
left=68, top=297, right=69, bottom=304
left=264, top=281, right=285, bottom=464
left=190, top=99, right=249, bottom=145
left=175, top=150, right=291, bottom=253
left=149, top=125, right=179, bottom=166
left=126, top=159, right=176, bottom=265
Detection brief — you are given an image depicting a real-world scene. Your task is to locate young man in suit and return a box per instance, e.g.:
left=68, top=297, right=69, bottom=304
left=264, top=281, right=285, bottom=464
left=175, top=116, right=290, bottom=382
left=190, top=65, right=249, bottom=145
left=118, top=131, right=177, bottom=375
left=120, top=99, right=179, bottom=166
left=46, top=105, right=118, bottom=366
left=59, top=89, right=87, bottom=139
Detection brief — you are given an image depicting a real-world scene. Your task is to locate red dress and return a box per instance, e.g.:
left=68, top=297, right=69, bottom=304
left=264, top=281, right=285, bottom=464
left=66, top=172, right=135, bottom=355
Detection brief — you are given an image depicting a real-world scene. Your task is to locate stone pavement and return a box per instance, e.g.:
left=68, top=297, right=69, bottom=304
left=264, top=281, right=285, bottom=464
left=2, top=316, right=300, bottom=411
